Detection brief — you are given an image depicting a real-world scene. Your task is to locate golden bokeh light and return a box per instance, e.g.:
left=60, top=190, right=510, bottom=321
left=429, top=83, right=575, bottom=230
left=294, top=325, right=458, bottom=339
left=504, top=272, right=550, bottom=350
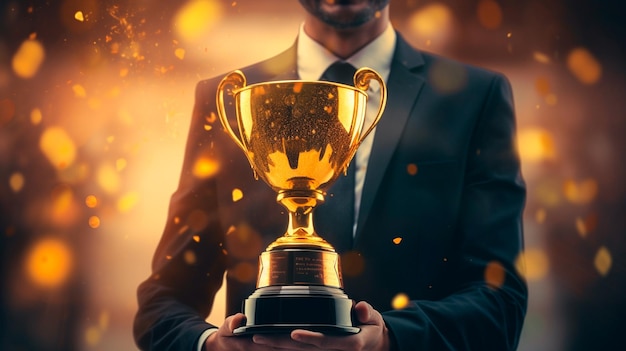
left=96, top=163, right=121, bottom=194
left=567, top=47, right=602, bottom=85
left=12, top=39, right=45, bottom=79
left=39, top=127, right=77, bottom=170
left=193, top=156, right=220, bottom=178
left=175, top=48, right=186, bottom=60
left=173, top=0, right=223, bottom=43
left=85, top=195, right=98, bottom=208
left=476, top=0, right=503, bottom=30
left=391, top=293, right=410, bottom=310
left=50, top=184, right=79, bottom=226
left=484, top=260, right=506, bottom=288
left=407, top=3, right=453, bottom=43
left=515, top=248, right=549, bottom=281
left=117, top=192, right=139, bottom=213
left=72, top=84, right=87, bottom=98
left=25, top=238, right=74, bottom=288
left=30, top=107, right=42, bottom=125
left=9, top=172, right=25, bottom=193
left=517, top=128, right=556, bottom=162
left=563, top=178, right=598, bottom=205
left=406, top=163, right=418, bottom=176
left=88, top=215, right=101, bottom=228
left=594, top=246, right=612, bottom=277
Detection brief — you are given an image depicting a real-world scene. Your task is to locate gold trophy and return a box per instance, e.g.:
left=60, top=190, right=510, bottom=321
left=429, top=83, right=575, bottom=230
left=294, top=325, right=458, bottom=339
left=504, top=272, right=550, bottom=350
left=216, top=67, right=386, bottom=335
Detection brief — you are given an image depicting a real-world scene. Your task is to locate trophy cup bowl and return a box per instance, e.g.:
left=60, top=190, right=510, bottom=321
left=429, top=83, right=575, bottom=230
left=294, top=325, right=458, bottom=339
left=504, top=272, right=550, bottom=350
left=216, top=67, right=386, bottom=335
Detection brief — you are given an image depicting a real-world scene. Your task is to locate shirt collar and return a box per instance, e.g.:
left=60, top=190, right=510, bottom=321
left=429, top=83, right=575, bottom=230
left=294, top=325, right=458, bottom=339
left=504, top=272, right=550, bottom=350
left=296, top=23, right=396, bottom=91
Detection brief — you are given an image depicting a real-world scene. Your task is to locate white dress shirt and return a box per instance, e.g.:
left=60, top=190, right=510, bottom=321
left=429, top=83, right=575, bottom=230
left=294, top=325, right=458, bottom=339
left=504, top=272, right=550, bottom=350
left=197, top=23, right=397, bottom=351
left=297, top=23, right=396, bottom=236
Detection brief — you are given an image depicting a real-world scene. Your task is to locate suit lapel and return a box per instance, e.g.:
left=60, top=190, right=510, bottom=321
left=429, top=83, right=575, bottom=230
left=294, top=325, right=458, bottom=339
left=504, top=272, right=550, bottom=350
left=355, top=35, right=426, bottom=242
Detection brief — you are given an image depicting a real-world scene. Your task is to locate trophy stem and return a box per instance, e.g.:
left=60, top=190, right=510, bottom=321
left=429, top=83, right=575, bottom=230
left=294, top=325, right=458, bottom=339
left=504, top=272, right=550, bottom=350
left=267, top=189, right=334, bottom=251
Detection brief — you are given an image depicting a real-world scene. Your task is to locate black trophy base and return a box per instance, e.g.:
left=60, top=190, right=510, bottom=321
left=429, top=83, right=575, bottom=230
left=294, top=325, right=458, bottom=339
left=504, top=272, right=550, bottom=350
left=233, top=285, right=360, bottom=336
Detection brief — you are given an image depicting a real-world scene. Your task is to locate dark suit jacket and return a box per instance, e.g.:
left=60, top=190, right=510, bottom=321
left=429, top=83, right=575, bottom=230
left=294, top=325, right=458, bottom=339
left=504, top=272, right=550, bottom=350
left=134, top=33, right=527, bottom=351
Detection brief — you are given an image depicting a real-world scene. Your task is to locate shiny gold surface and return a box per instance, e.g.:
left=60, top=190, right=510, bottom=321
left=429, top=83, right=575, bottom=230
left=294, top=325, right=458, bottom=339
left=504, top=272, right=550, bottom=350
left=257, top=249, right=342, bottom=288
left=217, top=68, right=386, bottom=249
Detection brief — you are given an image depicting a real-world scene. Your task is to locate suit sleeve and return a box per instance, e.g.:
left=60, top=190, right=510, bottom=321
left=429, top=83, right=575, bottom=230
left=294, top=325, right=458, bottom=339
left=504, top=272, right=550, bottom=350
left=382, top=74, right=528, bottom=351
left=133, top=79, right=228, bottom=351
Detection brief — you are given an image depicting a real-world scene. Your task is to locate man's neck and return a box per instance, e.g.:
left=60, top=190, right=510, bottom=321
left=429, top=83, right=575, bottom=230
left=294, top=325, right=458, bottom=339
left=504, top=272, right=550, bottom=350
left=302, top=8, right=390, bottom=59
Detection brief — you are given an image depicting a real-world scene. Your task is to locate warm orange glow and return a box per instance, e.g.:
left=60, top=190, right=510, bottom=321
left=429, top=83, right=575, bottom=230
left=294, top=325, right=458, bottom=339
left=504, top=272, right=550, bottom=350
left=97, top=163, right=121, bottom=194
left=563, top=178, right=598, bottom=205
left=567, top=47, right=602, bottom=85
left=173, top=0, right=223, bottom=43
left=9, top=172, right=25, bottom=193
left=72, top=84, right=87, bottom=98
left=25, top=238, right=73, bottom=288
left=517, top=128, right=556, bottom=162
left=406, top=163, right=418, bottom=176
left=193, top=156, right=220, bottom=178
left=407, top=3, right=453, bottom=43
left=392, top=237, right=403, bottom=245
left=391, top=293, right=410, bottom=310
left=30, top=107, right=42, bottom=125
left=85, top=195, right=98, bottom=208
left=476, top=0, right=503, bottom=29
left=50, top=184, right=79, bottom=225
left=117, top=192, right=139, bottom=212
left=12, top=39, right=45, bottom=79
left=88, top=216, right=101, bottom=228
left=0, top=98, right=16, bottom=126
left=515, top=248, right=549, bottom=281
left=39, top=127, right=77, bottom=170
left=484, top=261, right=506, bottom=288
left=594, top=246, right=612, bottom=276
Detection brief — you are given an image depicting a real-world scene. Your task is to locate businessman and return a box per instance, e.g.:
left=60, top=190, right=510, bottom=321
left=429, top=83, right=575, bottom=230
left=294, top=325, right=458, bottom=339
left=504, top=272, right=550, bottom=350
left=134, top=1, right=528, bottom=350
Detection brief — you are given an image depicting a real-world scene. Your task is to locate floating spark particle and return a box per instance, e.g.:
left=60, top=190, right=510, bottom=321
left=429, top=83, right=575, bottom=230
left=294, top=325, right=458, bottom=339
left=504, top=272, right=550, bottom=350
left=392, top=237, right=403, bottom=245
left=232, top=188, right=243, bottom=202
left=391, top=293, right=410, bottom=310
left=25, top=238, right=73, bottom=288
left=9, top=172, right=25, bottom=193
left=74, top=11, right=85, bottom=22
left=184, top=250, right=197, bottom=265
left=12, top=39, right=45, bottom=79
left=406, top=163, right=418, bottom=176
left=193, top=235, right=201, bottom=242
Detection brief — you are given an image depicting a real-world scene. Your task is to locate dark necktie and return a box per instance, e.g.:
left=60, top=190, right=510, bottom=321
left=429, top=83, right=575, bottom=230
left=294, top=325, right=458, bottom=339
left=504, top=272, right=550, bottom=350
left=314, top=61, right=357, bottom=253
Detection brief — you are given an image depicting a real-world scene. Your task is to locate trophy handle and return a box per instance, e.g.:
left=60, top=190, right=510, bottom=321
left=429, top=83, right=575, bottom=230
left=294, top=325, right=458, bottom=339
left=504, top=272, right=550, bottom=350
left=353, top=67, right=387, bottom=144
left=216, top=70, right=247, bottom=152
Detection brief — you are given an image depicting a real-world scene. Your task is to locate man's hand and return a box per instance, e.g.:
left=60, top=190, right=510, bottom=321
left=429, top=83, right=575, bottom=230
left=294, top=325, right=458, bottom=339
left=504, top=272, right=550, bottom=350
left=204, top=313, right=278, bottom=351
left=252, top=301, right=391, bottom=351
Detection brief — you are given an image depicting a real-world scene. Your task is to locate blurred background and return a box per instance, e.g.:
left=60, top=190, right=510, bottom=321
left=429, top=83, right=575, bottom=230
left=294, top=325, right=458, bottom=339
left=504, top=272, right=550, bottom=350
left=1, top=0, right=624, bottom=350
